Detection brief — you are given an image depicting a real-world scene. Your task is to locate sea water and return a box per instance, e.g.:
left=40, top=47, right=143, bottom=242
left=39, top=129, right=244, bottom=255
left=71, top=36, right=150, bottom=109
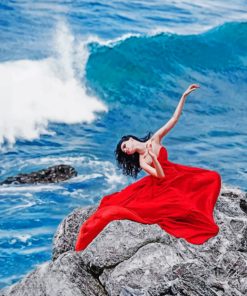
left=0, top=0, right=247, bottom=289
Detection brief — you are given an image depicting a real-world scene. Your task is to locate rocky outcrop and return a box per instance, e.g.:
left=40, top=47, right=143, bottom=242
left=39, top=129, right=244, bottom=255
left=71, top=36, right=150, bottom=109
left=1, top=184, right=247, bottom=296
left=0, top=164, right=77, bottom=185
left=0, top=252, right=106, bottom=296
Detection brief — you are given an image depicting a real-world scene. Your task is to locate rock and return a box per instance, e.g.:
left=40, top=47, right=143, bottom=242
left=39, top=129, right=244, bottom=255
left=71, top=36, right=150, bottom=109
left=52, top=205, right=97, bottom=262
left=0, top=252, right=106, bottom=296
left=240, top=198, right=247, bottom=214
left=1, top=184, right=247, bottom=296
left=0, top=164, right=77, bottom=185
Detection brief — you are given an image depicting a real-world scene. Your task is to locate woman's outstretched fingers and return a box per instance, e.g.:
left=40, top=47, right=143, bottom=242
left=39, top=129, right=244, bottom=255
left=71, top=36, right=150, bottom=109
left=190, top=84, right=200, bottom=90
left=184, top=84, right=200, bottom=96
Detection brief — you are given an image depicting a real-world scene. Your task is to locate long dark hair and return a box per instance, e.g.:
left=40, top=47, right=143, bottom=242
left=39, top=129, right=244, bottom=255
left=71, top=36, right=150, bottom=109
left=115, top=131, right=153, bottom=179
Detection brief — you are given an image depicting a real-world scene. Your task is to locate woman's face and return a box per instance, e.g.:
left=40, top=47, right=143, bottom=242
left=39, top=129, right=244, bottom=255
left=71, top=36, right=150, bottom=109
left=121, top=138, right=134, bottom=155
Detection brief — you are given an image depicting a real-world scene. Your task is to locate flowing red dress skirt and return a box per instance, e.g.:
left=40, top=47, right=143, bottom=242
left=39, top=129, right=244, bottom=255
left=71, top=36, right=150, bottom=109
left=75, top=146, right=221, bottom=251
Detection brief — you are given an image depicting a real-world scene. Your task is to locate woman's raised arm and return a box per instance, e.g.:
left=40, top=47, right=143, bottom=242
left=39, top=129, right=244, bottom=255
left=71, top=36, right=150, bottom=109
left=152, top=84, right=200, bottom=143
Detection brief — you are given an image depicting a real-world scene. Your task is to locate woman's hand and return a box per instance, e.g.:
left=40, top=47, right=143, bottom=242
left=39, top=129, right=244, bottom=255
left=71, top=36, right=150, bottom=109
left=183, top=84, right=200, bottom=96
left=147, top=139, right=165, bottom=178
left=147, top=140, right=157, bottom=159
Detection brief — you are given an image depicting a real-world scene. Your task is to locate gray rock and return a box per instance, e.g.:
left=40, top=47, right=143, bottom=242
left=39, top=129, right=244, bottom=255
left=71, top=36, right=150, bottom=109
left=0, top=164, right=77, bottom=185
left=0, top=252, right=106, bottom=296
left=1, top=184, right=247, bottom=296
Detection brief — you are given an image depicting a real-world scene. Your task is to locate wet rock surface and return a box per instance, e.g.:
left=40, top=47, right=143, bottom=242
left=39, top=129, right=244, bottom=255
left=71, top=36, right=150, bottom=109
left=0, top=164, right=77, bottom=185
left=1, top=184, right=247, bottom=296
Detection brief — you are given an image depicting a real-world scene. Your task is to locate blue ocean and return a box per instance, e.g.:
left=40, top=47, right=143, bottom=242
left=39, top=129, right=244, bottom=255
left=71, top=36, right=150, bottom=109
left=0, top=0, right=247, bottom=289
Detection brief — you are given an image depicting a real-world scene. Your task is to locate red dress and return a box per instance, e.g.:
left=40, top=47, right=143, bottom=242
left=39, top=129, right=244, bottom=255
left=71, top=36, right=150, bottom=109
left=75, top=145, right=221, bottom=251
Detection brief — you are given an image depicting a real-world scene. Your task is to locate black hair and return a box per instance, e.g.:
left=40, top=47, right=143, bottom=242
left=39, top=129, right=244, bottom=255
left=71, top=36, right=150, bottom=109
left=115, top=131, right=153, bottom=179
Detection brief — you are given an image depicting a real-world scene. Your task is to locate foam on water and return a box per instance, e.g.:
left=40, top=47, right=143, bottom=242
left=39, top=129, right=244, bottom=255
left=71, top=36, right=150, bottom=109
left=0, top=22, right=107, bottom=148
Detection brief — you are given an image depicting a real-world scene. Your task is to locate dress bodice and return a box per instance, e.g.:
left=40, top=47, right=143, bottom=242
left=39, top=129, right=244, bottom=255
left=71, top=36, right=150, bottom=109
left=151, top=146, right=177, bottom=177
left=151, top=145, right=168, bottom=165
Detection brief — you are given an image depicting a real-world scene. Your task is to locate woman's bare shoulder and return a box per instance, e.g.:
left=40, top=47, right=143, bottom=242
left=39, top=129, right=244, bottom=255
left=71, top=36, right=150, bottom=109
left=150, top=134, right=161, bottom=144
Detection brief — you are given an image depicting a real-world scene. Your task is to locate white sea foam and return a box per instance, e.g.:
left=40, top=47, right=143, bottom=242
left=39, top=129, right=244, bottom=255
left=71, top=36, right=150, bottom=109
left=0, top=183, right=63, bottom=193
left=19, top=246, right=51, bottom=255
left=0, top=22, right=107, bottom=149
left=13, top=234, right=32, bottom=243
left=0, top=226, right=56, bottom=240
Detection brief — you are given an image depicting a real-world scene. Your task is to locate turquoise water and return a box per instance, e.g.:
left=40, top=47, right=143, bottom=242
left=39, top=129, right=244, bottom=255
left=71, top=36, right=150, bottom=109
left=0, top=0, right=247, bottom=290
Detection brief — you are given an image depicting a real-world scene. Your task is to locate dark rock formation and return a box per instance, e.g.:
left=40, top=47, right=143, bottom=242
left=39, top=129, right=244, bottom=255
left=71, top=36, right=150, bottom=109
left=0, top=164, right=77, bottom=185
left=1, top=184, right=247, bottom=296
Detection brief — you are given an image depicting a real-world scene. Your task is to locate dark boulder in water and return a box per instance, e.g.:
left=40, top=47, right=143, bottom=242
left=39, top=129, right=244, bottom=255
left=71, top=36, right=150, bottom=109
left=0, top=164, right=77, bottom=185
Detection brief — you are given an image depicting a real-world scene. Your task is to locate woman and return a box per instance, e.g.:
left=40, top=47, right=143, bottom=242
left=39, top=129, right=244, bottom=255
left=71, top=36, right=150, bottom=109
left=75, top=84, right=221, bottom=251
